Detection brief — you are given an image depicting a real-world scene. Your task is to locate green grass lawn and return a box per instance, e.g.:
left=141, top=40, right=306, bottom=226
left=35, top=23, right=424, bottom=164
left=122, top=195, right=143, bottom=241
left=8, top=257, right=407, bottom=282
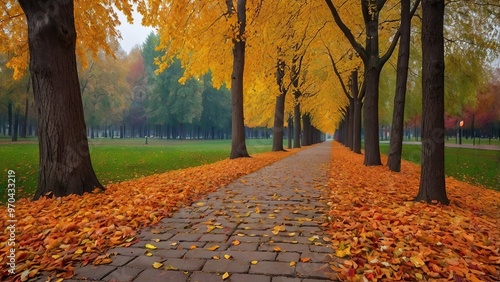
left=379, top=144, right=500, bottom=191
left=0, top=138, right=281, bottom=201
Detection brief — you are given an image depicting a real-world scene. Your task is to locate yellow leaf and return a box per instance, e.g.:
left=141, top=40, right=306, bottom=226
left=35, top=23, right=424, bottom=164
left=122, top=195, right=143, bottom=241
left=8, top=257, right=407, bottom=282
left=232, top=240, right=241, bottom=246
left=152, top=239, right=160, bottom=242
left=415, top=273, right=423, bottom=280
left=251, top=260, right=258, bottom=265
left=288, top=232, right=296, bottom=236
left=410, top=256, right=425, bottom=268
left=273, top=246, right=282, bottom=252
left=74, top=249, right=83, bottom=255
left=51, top=255, right=61, bottom=259
left=116, top=215, right=125, bottom=220
left=289, top=261, right=296, bottom=266
left=164, top=265, right=178, bottom=270
left=222, top=272, right=230, bottom=280
left=145, top=243, right=157, bottom=250
left=153, top=262, right=163, bottom=269
left=335, top=245, right=351, bottom=258
left=207, top=245, right=220, bottom=251
left=196, top=202, right=204, bottom=207
left=224, top=254, right=232, bottom=260
left=213, top=256, right=220, bottom=260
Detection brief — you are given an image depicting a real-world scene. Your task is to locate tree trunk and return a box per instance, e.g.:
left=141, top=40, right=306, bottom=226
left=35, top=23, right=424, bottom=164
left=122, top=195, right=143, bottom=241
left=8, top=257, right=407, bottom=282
left=363, top=67, right=382, bottom=165
left=388, top=0, right=419, bottom=172
left=229, top=0, right=249, bottom=159
left=351, top=71, right=362, bottom=154
left=19, top=0, right=103, bottom=199
left=11, top=108, right=20, bottom=142
left=21, top=98, right=29, bottom=138
left=7, top=102, right=12, bottom=136
left=293, top=102, right=301, bottom=148
left=287, top=115, right=293, bottom=149
left=272, top=93, right=286, bottom=151
left=415, top=0, right=449, bottom=205
left=347, top=99, right=354, bottom=150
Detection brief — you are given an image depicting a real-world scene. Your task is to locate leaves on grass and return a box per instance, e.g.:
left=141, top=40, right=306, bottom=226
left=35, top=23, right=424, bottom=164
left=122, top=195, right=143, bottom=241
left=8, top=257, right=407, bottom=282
left=327, top=143, right=499, bottom=281
left=0, top=150, right=299, bottom=280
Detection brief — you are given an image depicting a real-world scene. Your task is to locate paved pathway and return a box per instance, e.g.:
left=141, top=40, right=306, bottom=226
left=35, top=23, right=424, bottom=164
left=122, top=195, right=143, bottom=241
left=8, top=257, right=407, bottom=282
left=53, top=142, right=338, bottom=281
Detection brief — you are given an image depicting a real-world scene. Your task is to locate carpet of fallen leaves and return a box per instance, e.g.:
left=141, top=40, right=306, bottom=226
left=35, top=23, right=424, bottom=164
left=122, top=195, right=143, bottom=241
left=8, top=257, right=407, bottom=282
left=326, top=142, right=499, bottom=281
left=0, top=149, right=299, bottom=281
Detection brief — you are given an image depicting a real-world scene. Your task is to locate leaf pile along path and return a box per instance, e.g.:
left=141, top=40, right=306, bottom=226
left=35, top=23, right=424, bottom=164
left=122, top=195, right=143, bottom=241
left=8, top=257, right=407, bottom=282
left=326, top=142, right=499, bottom=281
left=0, top=149, right=300, bottom=281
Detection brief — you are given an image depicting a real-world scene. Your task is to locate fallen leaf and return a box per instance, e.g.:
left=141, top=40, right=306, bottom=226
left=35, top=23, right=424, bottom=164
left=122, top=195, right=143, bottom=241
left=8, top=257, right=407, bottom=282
left=145, top=243, right=157, bottom=250
left=222, top=272, right=230, bottom=280
left=206, top=245, right=220, bottom=251
left=152, top=262, right=163, bottom=269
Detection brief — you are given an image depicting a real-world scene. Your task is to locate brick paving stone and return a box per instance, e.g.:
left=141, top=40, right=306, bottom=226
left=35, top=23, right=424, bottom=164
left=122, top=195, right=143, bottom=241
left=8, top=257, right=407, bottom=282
left=226, top=242, right=259, bottom=251
left=295, top=262, right=334, bottom=279
left=199, top=234, right=228, bottom=242
left=163, top=258, right=206, bottom=271
left=300, top=252, right=332, bottom=263
left=109, top=255, right=135, bottom=266
left=134, top=269, right=188, bottom=282
left=249, top=261, right=295, bottom=276
left=111, top=247, right=147, bottom=256
left=276, top=252, right=300, bottom=262
left=154, top=249, right=188, bottom=259
left=202, top=259, right=249, bottom=273
left=74, top=265, right=116, bottom=280
left=184, top=249, right=221, bottom=259
left=230, top=273, right=272, bottom=282
left=102, top=267, right=143, bottom=281
left=223, top=250, right=276, bottom=262
left=189, top=272, right=224, bottom=282
left=170, top=233, right=203, bottom=242
left=125, top=256, right=164, bottom=268
left=271, top=277, right=301, bottom=282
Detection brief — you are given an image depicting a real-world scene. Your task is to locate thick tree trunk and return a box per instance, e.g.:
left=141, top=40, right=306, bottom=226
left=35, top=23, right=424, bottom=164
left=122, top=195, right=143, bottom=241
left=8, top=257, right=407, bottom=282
left=287, top=115, right=293, bottom=149
left=272, top=93, right=285, bottom=151
left=293, top=102, right=301, bottom=148
left=388, top=0, right=417, bottom=172
left=362, top=6, right=382, bottom=166
left=415, top=0, right=449, bottom=205
left=229, top=0, right=249, bottom=159
left=347, top=100, right=354, bottom=150
left=19, top=0, right=103, bottom=199
left=363, top=67, right=382, bottom=165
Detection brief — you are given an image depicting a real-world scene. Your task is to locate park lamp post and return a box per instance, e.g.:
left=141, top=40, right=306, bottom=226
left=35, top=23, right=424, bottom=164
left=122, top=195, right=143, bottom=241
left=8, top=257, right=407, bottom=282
left=459, top=120, right=464, bottom=145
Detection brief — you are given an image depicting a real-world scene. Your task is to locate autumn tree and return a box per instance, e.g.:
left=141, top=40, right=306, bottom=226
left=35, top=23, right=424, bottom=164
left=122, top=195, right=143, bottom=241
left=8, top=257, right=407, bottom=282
left=387, top=0, right=421, bottom=172
left=14, top=0, right=102, bottom=198
left=414, top=0, right=449, bottom=204
left=324, top=0, right=401, bottom=165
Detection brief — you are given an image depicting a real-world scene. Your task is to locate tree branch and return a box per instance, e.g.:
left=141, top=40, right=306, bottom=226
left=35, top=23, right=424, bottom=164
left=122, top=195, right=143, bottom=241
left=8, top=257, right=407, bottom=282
left=324, top=0, right=367, bottom=60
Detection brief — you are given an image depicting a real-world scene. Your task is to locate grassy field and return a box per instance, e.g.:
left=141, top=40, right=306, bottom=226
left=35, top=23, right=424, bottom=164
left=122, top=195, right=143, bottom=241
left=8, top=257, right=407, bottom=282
left=379, top=144, right=500, bottom=191
left=0, top=138, right=281, bottom=201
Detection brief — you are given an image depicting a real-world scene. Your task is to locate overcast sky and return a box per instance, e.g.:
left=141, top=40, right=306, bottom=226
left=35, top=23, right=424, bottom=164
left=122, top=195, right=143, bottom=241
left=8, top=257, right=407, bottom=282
left=116, top=11, right=154, bottom=53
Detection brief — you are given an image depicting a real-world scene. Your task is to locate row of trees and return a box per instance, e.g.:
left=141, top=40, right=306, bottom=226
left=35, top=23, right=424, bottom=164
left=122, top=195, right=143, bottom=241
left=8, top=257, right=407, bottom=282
left=0, top=0, right=498, bottom=202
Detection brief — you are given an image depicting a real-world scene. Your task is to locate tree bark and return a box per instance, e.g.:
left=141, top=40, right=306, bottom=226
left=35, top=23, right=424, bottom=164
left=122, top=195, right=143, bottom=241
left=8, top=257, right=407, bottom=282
left=287, top=115, right=293, bottom=149
left=21, top=97, right=29, bottom=138
left=229, top=0, right=249, bottom=159
left=414, top=0, right=449, bottom=205
left=11, top=108, right=19, bottom=142
left=388, top=0, right=412, bottom=172
left=293, top=101, right=301, bottom=148
left=7, top=102, right=12, bottom=136
left=363, top=67, right=382, bottom=165
left=19, top=0, right=103, bottom=199
left=272, top=93, right=286, bottom=151
left=351, top=71, right=363, bottom=154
